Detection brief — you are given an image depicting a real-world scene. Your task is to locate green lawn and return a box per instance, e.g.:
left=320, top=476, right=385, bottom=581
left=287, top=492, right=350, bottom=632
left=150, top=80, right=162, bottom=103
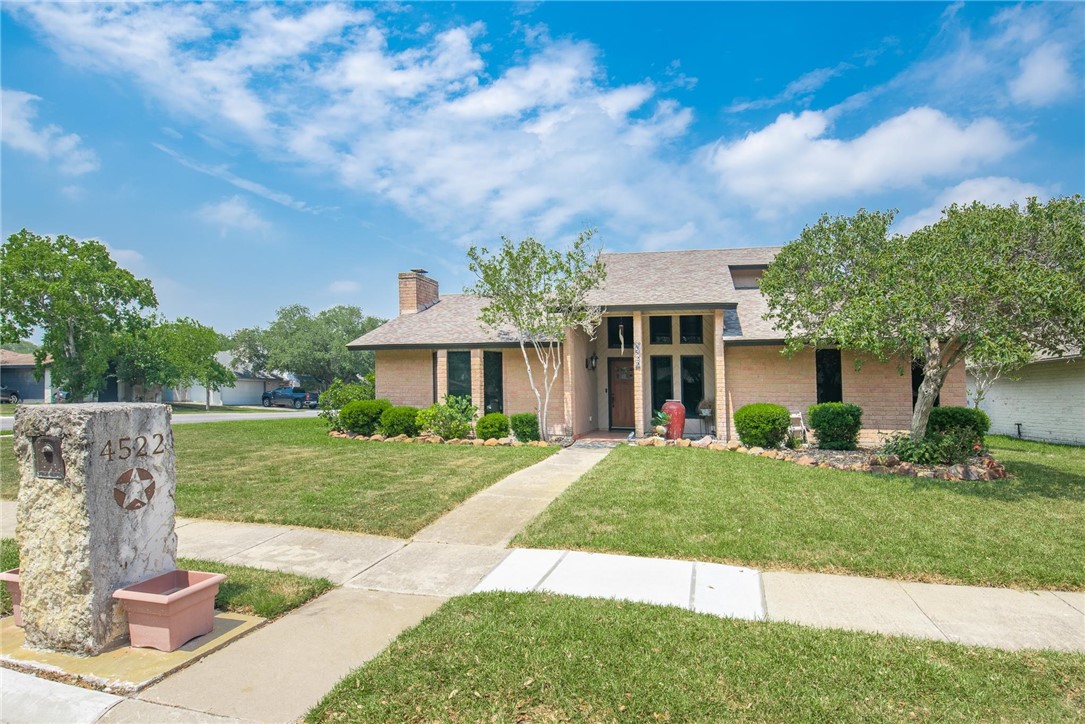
left=309, top=591, right=1085, bottom=723
left=168, top=403, right=293, bottom=414
left=1, top=539, right=331, bottom=619
left=0, top=418, right=554, bottom=537
left=515, top=436, right=1085, bottom=590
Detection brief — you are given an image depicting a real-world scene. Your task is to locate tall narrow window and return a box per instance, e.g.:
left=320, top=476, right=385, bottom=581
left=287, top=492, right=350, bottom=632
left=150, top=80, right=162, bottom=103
left=680, top=356, right=704, bottom=416
left=483, top=351, right=503, bottom=413
left=447, top=351, right=471, bottom=399
left=650, top=356, right=673, bottom=413
left=912, top=360, right=940, bottom=409
left=679, top=315, right=703, bottom=344
left=815, top=349, right=843, bottom=403
left=608, top=316, right=634, bottom=350
left=649, top=317, right=672, bottom=345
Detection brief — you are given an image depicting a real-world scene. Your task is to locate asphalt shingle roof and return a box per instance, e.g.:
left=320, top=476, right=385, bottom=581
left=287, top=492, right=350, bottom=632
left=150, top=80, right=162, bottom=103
left=349, top=247, right=786, bottom=349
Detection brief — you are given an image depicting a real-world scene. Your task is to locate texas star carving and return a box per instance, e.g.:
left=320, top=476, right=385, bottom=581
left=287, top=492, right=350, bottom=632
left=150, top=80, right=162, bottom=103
left=113, top=467, right=156, bottom=510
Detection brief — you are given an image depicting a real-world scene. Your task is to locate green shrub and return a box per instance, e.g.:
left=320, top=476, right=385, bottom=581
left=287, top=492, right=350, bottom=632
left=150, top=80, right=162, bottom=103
left=510, top=412, right=540, bottom=442
left=319, top=378, right=376, bottom=430
left=339, top=399, right=391, bottom=436
left=881, top=428, right=985, bottom=465
left=476, top=412, right=511, bottom=440
left=807, top=402, right=863, bottom=450
left=380, top=406, right=421, bottom=437
left=733, top=403, right=791, bottom=448
left=417, top=395, right=477, bottom=439
left=927, top=406, right=991, bottom=441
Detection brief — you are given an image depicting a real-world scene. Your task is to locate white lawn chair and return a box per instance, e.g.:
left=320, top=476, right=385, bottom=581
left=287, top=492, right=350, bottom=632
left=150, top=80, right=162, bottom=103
left=789, top=411, right=807, bottom=442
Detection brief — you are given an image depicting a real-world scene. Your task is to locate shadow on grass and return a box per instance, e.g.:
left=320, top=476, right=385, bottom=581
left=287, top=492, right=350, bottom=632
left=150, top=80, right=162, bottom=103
left=910, top=461, right=1085, bottom=502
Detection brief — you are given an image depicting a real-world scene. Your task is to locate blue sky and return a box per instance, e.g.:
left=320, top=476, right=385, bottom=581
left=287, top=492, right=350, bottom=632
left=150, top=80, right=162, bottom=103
left=2, top=2, right=1082, bottom=334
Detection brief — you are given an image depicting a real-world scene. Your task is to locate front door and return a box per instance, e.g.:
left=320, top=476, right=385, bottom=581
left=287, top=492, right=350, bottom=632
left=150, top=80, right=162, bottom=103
left=608, top=357, right=635, bottom=429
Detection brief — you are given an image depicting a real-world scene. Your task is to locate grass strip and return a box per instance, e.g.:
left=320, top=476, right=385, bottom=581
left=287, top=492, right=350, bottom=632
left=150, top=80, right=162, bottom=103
left=309, top=591, right=1085, bottom=722
left=0, top=539, right=331, bottom=619
left=516, top=437, right=1085, bottom=590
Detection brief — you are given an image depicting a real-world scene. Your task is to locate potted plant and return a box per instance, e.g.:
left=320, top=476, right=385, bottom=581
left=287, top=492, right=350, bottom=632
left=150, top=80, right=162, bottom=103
left=697, top=399, right=714, bottom=417
left=1, top=568, right=23, bottom=627
left=651, top=409, right=670, bottom=436
left=113, top=569, right=226, bottom=652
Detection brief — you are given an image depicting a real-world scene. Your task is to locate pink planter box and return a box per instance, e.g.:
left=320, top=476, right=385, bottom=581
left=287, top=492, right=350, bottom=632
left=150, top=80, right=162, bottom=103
left=113, top=570, right=227, bottom=652
left=1, top=568, right=23, bottom=627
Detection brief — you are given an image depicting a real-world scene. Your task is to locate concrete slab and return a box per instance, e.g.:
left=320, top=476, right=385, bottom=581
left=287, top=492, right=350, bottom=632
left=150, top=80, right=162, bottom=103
left=692, top=562, right=765, bottom=621
left=413, top=495, right=553, bottom=547
left=96, top=698, right=249, bottom=723
left=345, top=541, right=508, bottom=597
left=1053, top=591, right=1085, bottom=616
left=0, top=669, right=122, bottom=724
left=140, top=589, right=444, bottom=723
left=474, top=549, right=566, bottom=593
left=174, top=517, right=197, bottom=529
left=176, top=521, right=290, bottom=562
left=540, top=551, right=694, bottom=609
left=762, top=572, right=947, bottom=640
left=901, top=582, right=1085, bottom=652
left=223, top=528, right=404, bottom=584
left=1, top=612, right=264, bottom=692
left=1, top=500, right=15, bottom=538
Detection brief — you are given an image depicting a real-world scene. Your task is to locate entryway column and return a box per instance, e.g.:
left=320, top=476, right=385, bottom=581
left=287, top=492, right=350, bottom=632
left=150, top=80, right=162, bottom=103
left=633, top=311, right=645, bottom=435
left=714, top=310, right=727, bottom=440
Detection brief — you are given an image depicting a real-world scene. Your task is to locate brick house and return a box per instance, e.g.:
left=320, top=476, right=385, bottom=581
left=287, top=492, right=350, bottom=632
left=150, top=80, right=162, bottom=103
left=348, top=249, right=966, bottom=442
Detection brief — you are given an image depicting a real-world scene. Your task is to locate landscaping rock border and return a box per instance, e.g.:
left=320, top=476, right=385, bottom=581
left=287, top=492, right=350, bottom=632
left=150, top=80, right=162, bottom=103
left=630, top=435, right=1008, bottom=481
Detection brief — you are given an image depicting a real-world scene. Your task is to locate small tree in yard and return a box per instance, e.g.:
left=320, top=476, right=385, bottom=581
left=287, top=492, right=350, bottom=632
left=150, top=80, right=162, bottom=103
left=467, top=231, right=606, bottom=442
left=760, top=196, right=1085, bottom=441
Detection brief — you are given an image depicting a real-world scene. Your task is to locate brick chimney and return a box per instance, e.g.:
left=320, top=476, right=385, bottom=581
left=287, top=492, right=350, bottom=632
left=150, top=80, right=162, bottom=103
left=398, top=269, right=439, bottom=315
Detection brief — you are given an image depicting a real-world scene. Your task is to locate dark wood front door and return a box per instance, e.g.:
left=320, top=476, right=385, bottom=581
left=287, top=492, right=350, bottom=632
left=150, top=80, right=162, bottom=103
left=608, top=357, right=635, bottom=429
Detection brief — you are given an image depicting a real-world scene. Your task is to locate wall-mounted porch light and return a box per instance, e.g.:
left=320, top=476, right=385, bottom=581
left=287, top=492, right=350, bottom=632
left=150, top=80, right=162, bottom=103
left=586, top=353, right=599, bottom=371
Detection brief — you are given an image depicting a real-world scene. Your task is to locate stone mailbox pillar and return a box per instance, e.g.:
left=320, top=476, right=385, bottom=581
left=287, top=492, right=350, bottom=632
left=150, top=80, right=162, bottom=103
left=13, top=403, right=177, bottom=655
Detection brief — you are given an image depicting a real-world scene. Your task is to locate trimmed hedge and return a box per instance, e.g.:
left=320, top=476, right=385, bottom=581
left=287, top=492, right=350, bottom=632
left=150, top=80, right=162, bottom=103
left=510, top=413, right=541, bottom=442
left=339, top=399, right=392, bottom=436
left=927, top=406, right=991, bottom=441
left=734, top=403, right=790, bottom=448
left=476, top=412, right=511, bottom=440
left=807, top=402, right=863, bottom=450
left=380, top=406, right=421, bottom=437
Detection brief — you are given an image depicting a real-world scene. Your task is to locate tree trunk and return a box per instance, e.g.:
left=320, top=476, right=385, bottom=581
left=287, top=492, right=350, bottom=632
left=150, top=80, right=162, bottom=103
left=205, top=385, right=211, bottom=411
left=909, top=337, right=963, bottom=440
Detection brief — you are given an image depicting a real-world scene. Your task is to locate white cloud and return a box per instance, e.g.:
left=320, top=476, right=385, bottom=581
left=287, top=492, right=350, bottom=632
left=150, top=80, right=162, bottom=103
left=1, top=89, right=99, bottom=175
left=155, top=144, right=313, bottom=212
left=893, top=177, right=1047, bottom=235
left=198, top=196, right=271, bottom=234
left=728, top=63, right=851, bottom=113
left=1008, top=43, right=1075, bottom=107
left=710, top=107, right=1019, bottom=213
left=328, top=280, right=361, bottom=295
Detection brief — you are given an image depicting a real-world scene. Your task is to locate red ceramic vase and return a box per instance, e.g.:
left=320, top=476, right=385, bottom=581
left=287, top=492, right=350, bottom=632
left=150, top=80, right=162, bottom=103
left=662, top=399, right=686, bottom=440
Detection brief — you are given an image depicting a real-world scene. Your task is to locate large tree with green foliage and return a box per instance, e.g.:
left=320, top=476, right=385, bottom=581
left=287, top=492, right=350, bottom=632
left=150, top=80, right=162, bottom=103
left=116, top=317, right=235, bottom=408
left=760, top=196, right=1085, bottom=440
left=0, top=230, right=157, bottom=399
left=466, top=231, right=607, bottom=442
left=237, top=304, right=383, bottom=388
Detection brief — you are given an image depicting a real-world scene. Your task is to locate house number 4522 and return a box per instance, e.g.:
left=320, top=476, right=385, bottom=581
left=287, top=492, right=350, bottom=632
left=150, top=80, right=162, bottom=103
left=99, top=434, right=167, bottom=461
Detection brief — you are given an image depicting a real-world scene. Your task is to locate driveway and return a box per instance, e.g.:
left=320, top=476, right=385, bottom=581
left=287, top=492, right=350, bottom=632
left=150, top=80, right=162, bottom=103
left=0, top=408, right=319, bottom=431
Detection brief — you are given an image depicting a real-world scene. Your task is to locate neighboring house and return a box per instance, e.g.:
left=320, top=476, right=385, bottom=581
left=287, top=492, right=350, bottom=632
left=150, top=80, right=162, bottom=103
left=0, top=350, right=53, bottom=402
left=162, top=352, right=287, bottom=407
left=348, top=250, right=966, bottom=443
left=967, top=350, right=1084, bottom=446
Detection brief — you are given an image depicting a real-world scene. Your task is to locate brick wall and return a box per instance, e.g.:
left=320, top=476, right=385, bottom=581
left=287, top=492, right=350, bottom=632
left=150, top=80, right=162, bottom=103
left=503, top=347, right=568, bottom=435
left=375, top=349, right=435, bottom=408
left=722, top=345, right=967, bottom=444
left=397, top=272, right=439, bottom=314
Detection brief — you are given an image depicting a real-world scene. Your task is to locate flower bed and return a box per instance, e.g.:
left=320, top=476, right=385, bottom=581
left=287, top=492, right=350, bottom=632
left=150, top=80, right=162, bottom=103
left=631, top=435, right=1007, bottom=481
left=328, top=430, right=553, bottom=447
